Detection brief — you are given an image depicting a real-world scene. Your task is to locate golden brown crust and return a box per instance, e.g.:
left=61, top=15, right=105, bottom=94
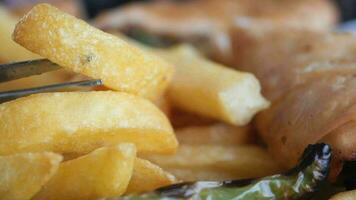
left=13, top=4, right=173, bottom=100
left=0, top=91, right=177, bottom=155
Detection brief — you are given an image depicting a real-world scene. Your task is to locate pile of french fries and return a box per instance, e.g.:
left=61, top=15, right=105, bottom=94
left=0, top=3, right=280, bottom=200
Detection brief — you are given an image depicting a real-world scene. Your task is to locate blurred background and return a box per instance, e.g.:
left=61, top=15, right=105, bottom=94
left=1, top=0, right=356, bottom=21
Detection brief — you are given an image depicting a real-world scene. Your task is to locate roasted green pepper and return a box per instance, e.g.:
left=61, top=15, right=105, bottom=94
left=109, top=143, right=331, bottom=200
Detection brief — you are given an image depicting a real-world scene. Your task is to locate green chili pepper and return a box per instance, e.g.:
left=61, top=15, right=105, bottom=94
left=107, top=143, right=331, bottom=200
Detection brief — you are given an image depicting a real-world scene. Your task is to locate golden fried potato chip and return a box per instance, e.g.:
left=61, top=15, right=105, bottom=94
left=0, top=5, right=40, bottom=62
left=175, top=123, right=253, bottom=146
left=144, top=144, right=281, bottom=181
left=13, top=4, right=173, bottom=100
left=158, top=45, right=269, bottom=125
left=34, top=144, right=136, bottom=200
left=0, top=152, right=62, bottom=200
left=0, top=91, right=177, bottom=155
left=126, top=158, right=176, bottom=194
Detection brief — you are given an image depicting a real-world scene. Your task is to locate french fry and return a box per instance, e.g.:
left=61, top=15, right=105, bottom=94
left=175, top=123, right=253, bottom=146
left=144, top=144, right=281, bottom=181
left=158, top=45, right=269, bottom=125
left=330, top=190, right=356, bottom=200
left=34, top=144, right=136, bottom=200
left=0, top=5, right=40, bottom=62
left=0, top=152, right=62, bottom=200
left=126, top=158, right=176, bottom=194
left=0, top=91, right=177, bottom=155
left=13, top=4, right=174, bottom=100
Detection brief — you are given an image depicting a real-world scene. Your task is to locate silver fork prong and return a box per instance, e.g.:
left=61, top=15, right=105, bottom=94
left=0, top=79, right=102, bottom=103
left=0, top=59, right=61, bottom=83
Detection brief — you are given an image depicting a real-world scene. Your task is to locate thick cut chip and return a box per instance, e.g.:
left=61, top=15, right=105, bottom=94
left=126, top=158, right=176, bottom=194
left=13, top=3, right=173, bottom=99
left=0, top=5, right=40, bottom=62
left=0, top=91, right=177, bottom=155
left=175, top=123, right=253, bottom=146
left=34, top=144, right=136, bottom=200
left=158, top=45, right=269, bottom=125
left=0, top=152, right=62, bottom=200
left=144, top=144, right=281, bottom=181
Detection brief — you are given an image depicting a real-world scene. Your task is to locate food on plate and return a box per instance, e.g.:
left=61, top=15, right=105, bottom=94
left=0, top=91, right=177, bottom=155
left=144, top=144, right=281, bottom=181
left=126, top=158, right=176, bottom=194
left=94, top=0, right=337, bottom=62
left=0, top=152, right=62, bottom=200
left=13, top=3, right=174, bottom=100
left=158, top=45, right=269, bottom=125
left=0, top=1, right=350, bottom=199
left=114, top=0, right=356, bottom=182
left=33, top=144, right=136, bottom=200
left=117, top=143, right=331, bottom=200
left=0, top=5, right=40, bottom=62
left=175, top=123, right=252, bottom=146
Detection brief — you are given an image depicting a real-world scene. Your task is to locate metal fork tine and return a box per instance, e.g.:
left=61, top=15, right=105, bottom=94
left=0, top=59, right=61, bottom=83
left=0, top=79, right=102, bottom=103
